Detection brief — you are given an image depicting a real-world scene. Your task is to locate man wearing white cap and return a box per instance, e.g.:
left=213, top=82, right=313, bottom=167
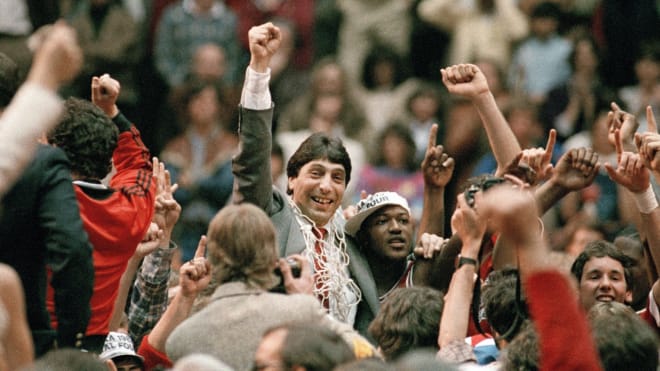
left=346, top=192, right=448, bottom=301
left=99, top=331, right=144, bottom=371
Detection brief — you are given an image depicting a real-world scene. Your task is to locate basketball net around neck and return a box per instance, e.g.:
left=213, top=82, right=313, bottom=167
left=288, top=197, right=362, bottom=323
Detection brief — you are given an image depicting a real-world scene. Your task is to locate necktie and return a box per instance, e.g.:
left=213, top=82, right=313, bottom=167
left=312, top=227, right=329, bottom=309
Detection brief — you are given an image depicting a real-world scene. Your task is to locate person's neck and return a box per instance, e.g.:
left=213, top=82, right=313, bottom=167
left=365, top=249, right=408, bottom=295
left=191, top=120, right=217, bottom=136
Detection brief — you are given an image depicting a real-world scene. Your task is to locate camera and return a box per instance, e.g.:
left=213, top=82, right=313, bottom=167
left=463, top=176, right=506, bottom=208
left=271, top=258, right=302, bottom=293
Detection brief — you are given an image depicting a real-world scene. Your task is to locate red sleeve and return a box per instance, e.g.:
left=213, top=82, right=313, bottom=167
left=525, top=271, right=602, bottom=371
left=138, top=333, right=173, bottom=371
left=111, top=126, right=153, bottom=195
left=109, top=126, right=156, bottom=241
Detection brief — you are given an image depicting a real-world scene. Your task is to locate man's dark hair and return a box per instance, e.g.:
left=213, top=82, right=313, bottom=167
left=482, top=269, right=528, bottom=343
left=570, top=240, right=634, bottom=290
left=589, top=302, right=659, bottom=371
left=368, top=287, right=444, bottom=360
left=285, top=132, right=351, bottom=194
left=273, top=322, right=355, bottom=371
left=47, top=97, right=118, bottom=180
left=0, top=52, right=21, bottom=108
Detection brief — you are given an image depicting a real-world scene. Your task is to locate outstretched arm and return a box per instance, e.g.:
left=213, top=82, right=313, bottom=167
left=0, top=22, right=82, bottom=196
left=441, top=64, right=521, bottom=176
left=416, top=123, right=455, bottom=238
left=437, top=194, right=484, bottom=351
left=127, top=158, right=181, bottom=344
left=413, top=124, right=455, bottom=288
left=232, top=23, right=282, bottom=210
left=478, top=186, right=602, bottom=371
left=138, top=237, right=210, bottom=362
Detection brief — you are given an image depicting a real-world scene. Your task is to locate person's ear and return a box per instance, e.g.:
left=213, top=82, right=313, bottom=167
left=625, top=289, right=633, bottom=304
left=287, top=176, right=296, bottom=195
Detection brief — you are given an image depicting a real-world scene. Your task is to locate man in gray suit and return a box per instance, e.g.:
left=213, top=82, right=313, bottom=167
left=232, top=22, right=379, bottom=336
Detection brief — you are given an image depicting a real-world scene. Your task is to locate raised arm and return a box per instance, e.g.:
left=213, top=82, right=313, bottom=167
left=413, top=123, right=455, bottom=287
left=416, top=123, right=455, bottom=238
left=232, top=23, right=282, bottom=210
left=437, top=194, right=485, bottom=354
left=138, top=237, right=211, bottom=367
left=0, top=22, right=82, bottom=196
left=478, top=186, right=602, bottom=371
left=534, top=147, right=600, bottom=214
left=127, top=158, right=181, bottom=344
left=441, top=63, right=521, bottom=176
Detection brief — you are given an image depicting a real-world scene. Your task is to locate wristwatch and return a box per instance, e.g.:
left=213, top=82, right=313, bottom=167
left=455, top=254, right=478, bottom=269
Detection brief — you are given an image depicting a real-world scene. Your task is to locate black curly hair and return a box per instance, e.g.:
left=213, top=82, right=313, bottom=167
left=47, top=97, right=118, bottom=180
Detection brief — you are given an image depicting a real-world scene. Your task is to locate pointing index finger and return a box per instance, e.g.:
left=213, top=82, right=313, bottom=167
left=647, top=106, right=658, bottom=133
left=195, top=235, right=207, bottom=259
left=543, top=129, right=557, bottom=161
left=427, top=123, right=438, bottom=152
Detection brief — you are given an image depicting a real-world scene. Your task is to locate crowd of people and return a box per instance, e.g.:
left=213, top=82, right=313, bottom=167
left=0, top=0, right=660, bottom=370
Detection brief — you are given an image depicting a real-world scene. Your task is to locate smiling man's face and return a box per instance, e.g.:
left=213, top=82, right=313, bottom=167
left=579, top=256, right=632, bottom=310
left=288, top=159, right=346, bottom=227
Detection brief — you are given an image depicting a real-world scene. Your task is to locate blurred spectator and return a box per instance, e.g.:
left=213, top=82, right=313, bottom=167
left=398, top=84, right=445, bottom=164
left=353, top=124, right=425, bottom=222
left=619, top=42, right=660, bottom=130
left=278, top=57, right=368, bottom=144
left=508, top=1, right=572, bottom=104
left=254, top=322, right=356, bottom=371
left=67, top=0, right=142, bottom=119
left=540, top=35, right=617, bottom=143
left=160, top=79, right=237, bottom=262
left=190, top=43, right=228, bottom=84
left=336, top=0, right=414, bottom=83
left=226, top=0, right=315, bottom=69
left=418, top=0, right=528, bottom=71
left=561, top=107, right=630, bottom=237
left=0, top=0, right=59, bottom=76
left=154, top=0, right=243, bottom=87
left=356, top=45, right=423, bottom=133
left=594, top=0, right=660, bottom=89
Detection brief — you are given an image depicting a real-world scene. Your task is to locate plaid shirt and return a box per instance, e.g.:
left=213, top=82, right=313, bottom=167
left=437, top=339, right=478, bottom=364
left=128, top=241, right=177, bottom=346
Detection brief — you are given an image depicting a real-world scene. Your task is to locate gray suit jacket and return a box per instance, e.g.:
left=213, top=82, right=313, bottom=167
left=231, top=107, right=379, bottom=337
left=166, top=282, right=360, bottom=370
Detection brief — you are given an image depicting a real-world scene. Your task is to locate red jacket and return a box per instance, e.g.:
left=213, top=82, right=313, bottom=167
left=48, top=119, right=155, bottom=337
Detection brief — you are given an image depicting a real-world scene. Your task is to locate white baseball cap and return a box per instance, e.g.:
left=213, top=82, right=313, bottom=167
left=345, top=192, right=411, bottom=236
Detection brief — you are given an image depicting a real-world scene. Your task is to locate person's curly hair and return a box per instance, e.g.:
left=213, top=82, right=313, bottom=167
left=47, top=97, right=118, bottom=179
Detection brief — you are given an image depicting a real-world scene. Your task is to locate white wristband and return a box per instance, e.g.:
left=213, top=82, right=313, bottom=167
left=633, top=185, right=659, bottom=214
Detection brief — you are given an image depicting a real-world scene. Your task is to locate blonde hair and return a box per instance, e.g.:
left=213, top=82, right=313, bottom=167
left=206, top=204, right=279, bottom=291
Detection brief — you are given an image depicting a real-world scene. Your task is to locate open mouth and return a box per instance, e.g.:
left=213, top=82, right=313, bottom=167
left=596, top=295, right=615, bottom=302
left=312, top=196, right=333, bottom=205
